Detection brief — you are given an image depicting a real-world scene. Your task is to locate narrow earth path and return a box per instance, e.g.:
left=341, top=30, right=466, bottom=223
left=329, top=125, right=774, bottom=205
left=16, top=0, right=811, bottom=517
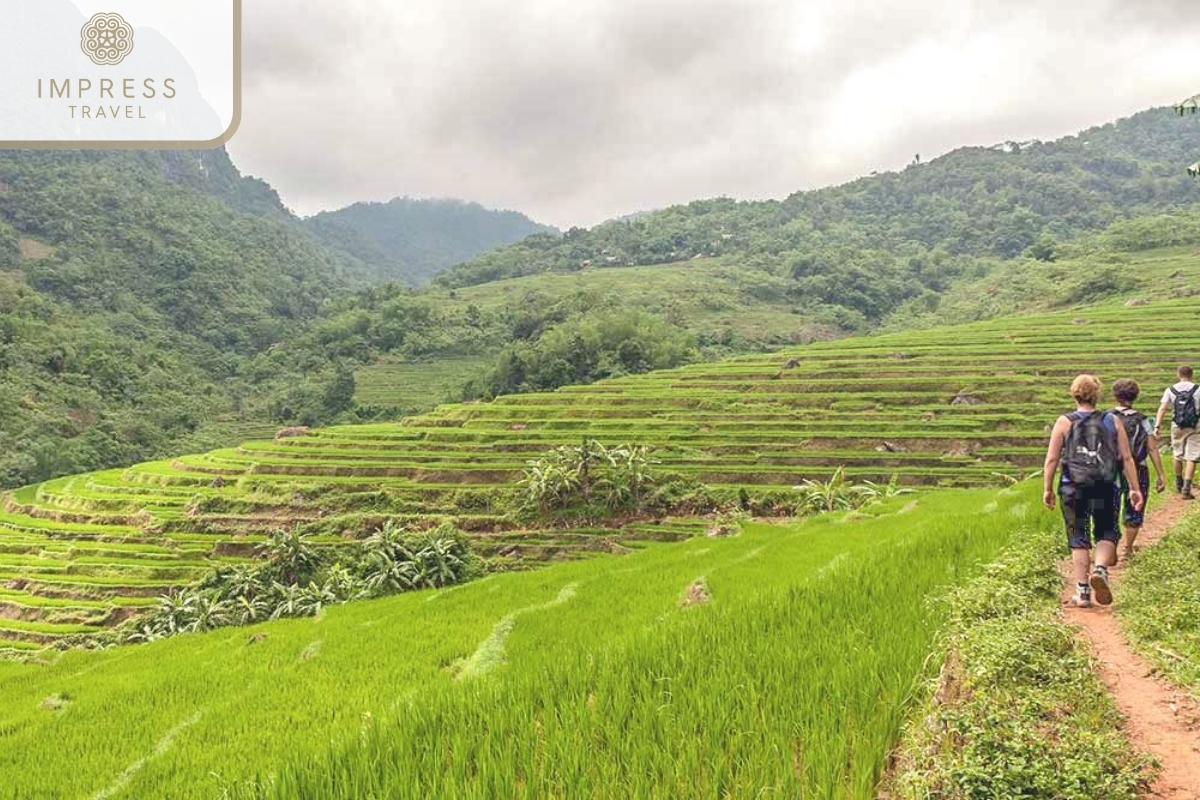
left=1060, top=495, right=1200, bottom=799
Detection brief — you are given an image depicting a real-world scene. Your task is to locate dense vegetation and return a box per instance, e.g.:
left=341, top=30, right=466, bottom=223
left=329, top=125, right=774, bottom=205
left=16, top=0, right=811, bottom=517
left=891, top=521, right=1150, bottom=798
left=4, top=104, right=1199, bottom=489
left=305, top=197, right=556, bottom=285
left=0, top=148, right=359, bottom=489
left=0, top=487, right=1031, bottom=797
left=129, top=524, right=478, bottom=641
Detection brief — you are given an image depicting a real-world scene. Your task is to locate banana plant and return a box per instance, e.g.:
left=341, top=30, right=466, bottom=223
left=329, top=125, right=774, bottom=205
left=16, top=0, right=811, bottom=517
left=793, top=467, right=869, bottom=514
left=258, top=529, right=321, bottom=586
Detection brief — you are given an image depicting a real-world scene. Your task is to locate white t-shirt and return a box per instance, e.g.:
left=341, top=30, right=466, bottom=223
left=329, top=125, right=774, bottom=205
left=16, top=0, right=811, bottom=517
left=1162, top=381, right=1200, bottom=419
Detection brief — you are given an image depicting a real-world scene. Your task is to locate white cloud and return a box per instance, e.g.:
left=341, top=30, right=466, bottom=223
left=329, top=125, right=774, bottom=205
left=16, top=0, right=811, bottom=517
left=225, top=0, right=1200, bottom=227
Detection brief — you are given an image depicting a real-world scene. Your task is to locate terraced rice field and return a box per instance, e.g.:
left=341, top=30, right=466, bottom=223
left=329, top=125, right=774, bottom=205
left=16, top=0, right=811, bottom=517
left=2, top=297, right=1196, bottom=650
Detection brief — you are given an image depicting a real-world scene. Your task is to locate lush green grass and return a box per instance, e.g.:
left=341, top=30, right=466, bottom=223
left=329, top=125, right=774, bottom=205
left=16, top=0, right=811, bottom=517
left=891, top=518, right=1151, bottom=798
left=1120, top=512, right=1200, bottom=690
left=0, top=486, right=1036, bottom=798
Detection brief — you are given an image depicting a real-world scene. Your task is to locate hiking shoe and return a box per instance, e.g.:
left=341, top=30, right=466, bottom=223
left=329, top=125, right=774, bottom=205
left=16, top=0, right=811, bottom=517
left=1070, top=588, right=1093, bottom=608
left=1090, top=566, right=1113, bottom=606
left=1184, top=491, right=1196, bottom=501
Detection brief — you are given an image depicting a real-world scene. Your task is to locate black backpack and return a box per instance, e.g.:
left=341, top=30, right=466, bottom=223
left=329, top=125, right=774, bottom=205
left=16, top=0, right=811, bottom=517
left=1116, top=408, right=1149, bottom=464
left=1173, top=385, right=1200, bottom=429
left=1064, top=411, right=1118, bottom=488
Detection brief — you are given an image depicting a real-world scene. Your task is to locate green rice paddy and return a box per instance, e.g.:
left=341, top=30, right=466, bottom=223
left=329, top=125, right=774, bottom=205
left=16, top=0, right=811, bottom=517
left=0, top=485, right=1050, bottom=798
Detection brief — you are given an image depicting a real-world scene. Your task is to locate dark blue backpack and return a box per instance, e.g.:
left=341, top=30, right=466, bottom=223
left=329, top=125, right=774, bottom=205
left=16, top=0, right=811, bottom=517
left=1064, top=411, right=1118, bottom=488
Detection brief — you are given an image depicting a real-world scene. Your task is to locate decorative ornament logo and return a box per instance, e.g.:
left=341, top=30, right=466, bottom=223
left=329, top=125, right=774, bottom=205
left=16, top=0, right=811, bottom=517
left=80, top=13, right=134, bottom=66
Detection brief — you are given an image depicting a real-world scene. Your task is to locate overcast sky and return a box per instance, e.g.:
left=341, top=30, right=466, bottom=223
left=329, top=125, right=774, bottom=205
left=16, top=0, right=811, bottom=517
left=227, top=0, right=1200, bottom=229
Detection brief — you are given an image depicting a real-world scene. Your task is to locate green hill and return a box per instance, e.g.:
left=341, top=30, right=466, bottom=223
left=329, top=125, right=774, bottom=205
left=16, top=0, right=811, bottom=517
left=306, top=197, right=557, bottom=285
left=436, top=108, right=1200, bottom=318
left=1, top=244, right=1193, bottom=794
left=344, top=257, right=834, bottom=414
left=0, top=149, right=358, bottom=489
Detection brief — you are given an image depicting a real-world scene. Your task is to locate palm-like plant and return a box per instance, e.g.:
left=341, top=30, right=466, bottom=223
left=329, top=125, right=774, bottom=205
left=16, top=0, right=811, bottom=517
left=420, top=536, right=465, bottom=588
left=521, top=440, right=660, bottom=514
left=231, top=593, right=273, bottom=626
left=361, top=520, right=417, bottom=565
left=224, top=563, right=266, bottom=601
left=297, top=582, right=338, bottom=617
left=190, top=593, right=231, bottom=631
left=258, top=529, right=321, bottom=585
left=857, top=474, right=914, bottom=503
left=268, top=581, right=307, bottom=619
left=793, top=467, right=868, bottom=514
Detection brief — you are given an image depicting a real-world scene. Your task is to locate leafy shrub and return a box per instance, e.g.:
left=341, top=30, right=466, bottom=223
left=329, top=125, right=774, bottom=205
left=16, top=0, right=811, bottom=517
left=518, top=440, right=659, bottom=516
left=792, top=467, right=911, bottom=513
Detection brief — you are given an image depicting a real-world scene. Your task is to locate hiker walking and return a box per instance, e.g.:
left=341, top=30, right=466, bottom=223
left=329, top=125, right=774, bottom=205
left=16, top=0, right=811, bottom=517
left=1043, top=375, right=1143, bottom=608
left=1153, top=365, right=1200, bottom=500
left=1111, top=378, right=1166, bottom=560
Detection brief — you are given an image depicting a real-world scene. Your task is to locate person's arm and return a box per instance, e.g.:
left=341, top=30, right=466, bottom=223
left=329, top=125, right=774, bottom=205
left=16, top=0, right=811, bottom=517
left=1115, top=422, right=1145, bottom=510
left=1154, top=398, right=1171, bottom=437
left=1043, top=417, right=1068, bottom=509
left=1148, top=429, right=1167, bottom=492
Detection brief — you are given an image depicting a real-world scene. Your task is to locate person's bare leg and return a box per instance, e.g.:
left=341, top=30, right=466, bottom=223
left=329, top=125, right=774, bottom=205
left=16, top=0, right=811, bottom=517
left=1184, top=460, right=1197, bottom=499
left=1095, top=540, right=1117, bottom=569
left=1072, top=547, right=1091, bottom=586
left=1175, top=458, right=1185, bottom=492
left=1123, top=524, right=1141, bottom=560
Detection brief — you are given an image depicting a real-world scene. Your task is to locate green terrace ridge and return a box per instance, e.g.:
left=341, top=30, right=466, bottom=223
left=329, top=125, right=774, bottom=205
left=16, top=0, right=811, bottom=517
left=0, top=296, right=1197, bottom=647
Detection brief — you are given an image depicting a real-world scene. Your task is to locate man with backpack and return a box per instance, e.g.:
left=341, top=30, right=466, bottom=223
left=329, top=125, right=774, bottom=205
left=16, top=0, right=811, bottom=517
left=1153, top=365, right=1200, bottom=499
left=1112, top=378, right=1166, bottom=560
left=1043, top=375, right=1144, bottom=608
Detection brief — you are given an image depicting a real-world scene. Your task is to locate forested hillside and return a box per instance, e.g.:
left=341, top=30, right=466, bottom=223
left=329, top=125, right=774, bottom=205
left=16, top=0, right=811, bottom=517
left=0, top=149, right=355, bottom=488
left=437, top=107, right=1199, bottom=327
left=306, top=197, right=556, bottom=285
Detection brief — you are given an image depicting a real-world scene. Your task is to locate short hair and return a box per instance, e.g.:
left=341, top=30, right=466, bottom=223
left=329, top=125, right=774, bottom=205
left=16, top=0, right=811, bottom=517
left=1112, top=378, right=1140, bottom=405
left=1070, top=374, right=1101, bottom=406
left=1180, top=365, right=1195, bottom=380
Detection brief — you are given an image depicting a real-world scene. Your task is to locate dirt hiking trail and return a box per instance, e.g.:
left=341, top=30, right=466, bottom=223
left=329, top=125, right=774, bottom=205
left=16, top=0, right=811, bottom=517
left=1061, top=494, right=1200, bottom=799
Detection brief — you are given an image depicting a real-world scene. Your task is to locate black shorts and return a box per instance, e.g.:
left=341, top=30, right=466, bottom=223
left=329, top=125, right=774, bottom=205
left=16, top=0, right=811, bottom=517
left=1059, top=482, right=1120, bottom=549
left=1117, top=463, right=1150, bottom=527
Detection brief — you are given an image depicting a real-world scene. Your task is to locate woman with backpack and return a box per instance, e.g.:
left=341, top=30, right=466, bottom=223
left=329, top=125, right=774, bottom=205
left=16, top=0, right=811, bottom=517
left=1111, top=378, right=1166, bottom=560
left=1153, top=365, right=1200, bottom=500
left=1043, top=375, right=1144, bottom=608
